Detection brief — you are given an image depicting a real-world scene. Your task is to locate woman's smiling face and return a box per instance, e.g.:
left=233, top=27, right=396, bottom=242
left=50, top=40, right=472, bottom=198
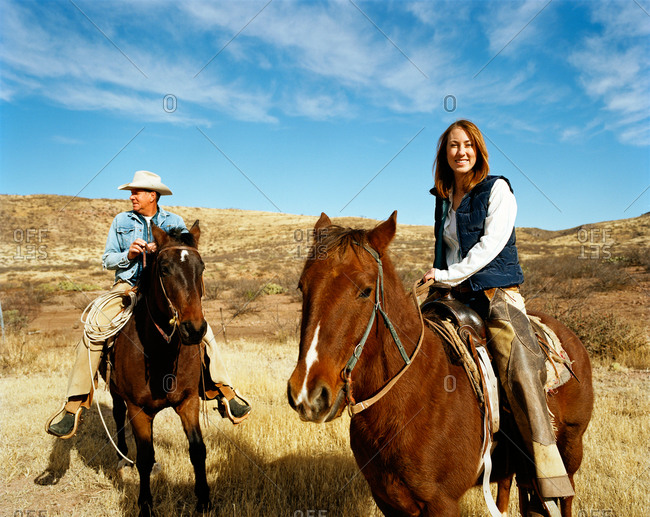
left=446, top=127, right=477, bottom=177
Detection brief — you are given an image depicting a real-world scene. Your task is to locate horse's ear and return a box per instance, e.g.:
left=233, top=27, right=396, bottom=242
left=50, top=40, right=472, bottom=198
left=152, top=224, right=169, bottom=248
left=189, top=220, right=200, bottom=247
left=367, top=211, right=397, bottom=255
left=314, top=212, right=331, bottom=233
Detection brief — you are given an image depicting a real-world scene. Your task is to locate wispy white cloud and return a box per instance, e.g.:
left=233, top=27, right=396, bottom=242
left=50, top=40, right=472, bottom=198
left=568, top=2, right=650, bottom=145
left=480, top=0, right=551, bottom=57
left=51, top=135, right=83, bottom=145
left=1, top=0, right=647, bottom=149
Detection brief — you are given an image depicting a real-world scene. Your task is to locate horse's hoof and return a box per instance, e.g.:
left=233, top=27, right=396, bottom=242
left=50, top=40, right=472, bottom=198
left=195, top=499, right=212, bottom=515
left=138, top=506, right=155, bottom=517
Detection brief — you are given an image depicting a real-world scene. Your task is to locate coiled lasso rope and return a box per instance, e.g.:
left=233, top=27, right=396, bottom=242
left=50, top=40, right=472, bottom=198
left=81, top=289, right=139, bottom=465
left=80, top=289, right=138, bottom=342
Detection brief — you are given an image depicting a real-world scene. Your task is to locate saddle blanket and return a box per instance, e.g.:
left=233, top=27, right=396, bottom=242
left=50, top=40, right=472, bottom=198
left=529, top=315, right=574, bottom=392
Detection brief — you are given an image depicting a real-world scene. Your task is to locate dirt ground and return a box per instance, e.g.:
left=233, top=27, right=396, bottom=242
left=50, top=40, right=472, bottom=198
left=29, top=291, right=303, bottom=344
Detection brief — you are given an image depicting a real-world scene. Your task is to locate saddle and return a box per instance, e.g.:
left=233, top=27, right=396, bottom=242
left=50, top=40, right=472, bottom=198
left=421, top=289, right=575, bottom=432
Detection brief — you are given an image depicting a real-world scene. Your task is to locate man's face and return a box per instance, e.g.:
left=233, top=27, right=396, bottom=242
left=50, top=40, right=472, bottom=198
left=129, top=189, right=157, bottom=216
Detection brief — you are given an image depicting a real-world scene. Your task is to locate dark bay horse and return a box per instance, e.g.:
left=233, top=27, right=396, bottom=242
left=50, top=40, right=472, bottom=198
left=287, top=212, right=593, bottom=516
left=108, top=221, right=210, bottom=516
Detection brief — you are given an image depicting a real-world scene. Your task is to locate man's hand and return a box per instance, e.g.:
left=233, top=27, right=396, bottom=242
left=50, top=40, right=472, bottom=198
left=128, top=239, right=155, bottom=260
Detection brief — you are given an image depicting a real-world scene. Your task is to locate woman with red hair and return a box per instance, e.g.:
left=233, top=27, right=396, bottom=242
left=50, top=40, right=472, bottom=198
left=424, top=120, right=573, bottom=515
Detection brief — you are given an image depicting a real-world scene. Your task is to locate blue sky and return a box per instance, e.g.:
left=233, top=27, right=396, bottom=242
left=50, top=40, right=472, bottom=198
left=1, top=0, right=649, bottom=231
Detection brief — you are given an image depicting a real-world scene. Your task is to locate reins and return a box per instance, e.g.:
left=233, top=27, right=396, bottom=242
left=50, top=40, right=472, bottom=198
left=341, top=243, right=427, bottom=415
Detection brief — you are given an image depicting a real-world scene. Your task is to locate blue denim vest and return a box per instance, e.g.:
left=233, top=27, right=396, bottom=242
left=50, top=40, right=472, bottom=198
left=102, top=208, right=187, bottom=285
left=431, top=175, right=524, bottom=291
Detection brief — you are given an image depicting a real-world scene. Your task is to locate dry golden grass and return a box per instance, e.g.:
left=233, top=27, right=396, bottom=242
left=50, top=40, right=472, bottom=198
left=1, top=331, right=649, bottom=516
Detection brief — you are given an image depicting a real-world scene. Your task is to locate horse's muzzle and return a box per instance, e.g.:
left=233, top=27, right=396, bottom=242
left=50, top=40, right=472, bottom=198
left=287, top=379, right=346, bottom=423
left=180, top=319, right=207, bottom=345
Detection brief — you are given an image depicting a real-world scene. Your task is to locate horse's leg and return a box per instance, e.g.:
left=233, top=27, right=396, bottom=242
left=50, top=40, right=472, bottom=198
left=556, top=425, right=584, bottom=517
left=496, top=474, right=513, bottom=515
left=517, top=486, right=530, bottom=517
left=174, top=396, right=210, bottom=512
left=111, top=391, right=129, bottom=465
left=127, top=403, right=155, bottom=517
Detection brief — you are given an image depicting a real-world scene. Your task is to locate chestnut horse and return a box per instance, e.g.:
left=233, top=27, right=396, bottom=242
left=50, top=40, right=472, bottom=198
left=108, top=221, right=210, bottom=516
left=287, top=212, right=593, bottom=516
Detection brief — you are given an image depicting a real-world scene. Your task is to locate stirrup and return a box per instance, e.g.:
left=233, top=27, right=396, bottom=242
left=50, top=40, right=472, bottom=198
left=541, top=498, right=561, bottom=517
left=528, top=480, right=562, bottom=517
left=45, top=403, right=83, bottom=439
left=214, top=385, right=251, bottom=425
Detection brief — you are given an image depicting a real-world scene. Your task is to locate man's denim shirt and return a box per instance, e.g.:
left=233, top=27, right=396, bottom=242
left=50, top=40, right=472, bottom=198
left=102, top=207, right=187, bottom=286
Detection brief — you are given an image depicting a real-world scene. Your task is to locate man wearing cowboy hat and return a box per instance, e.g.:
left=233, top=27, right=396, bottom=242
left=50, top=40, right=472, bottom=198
left=47, top=171, right=251, bottom=439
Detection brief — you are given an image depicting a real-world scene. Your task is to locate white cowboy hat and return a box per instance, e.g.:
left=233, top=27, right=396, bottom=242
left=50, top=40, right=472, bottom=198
left=118, top=170, right=173, bottom=196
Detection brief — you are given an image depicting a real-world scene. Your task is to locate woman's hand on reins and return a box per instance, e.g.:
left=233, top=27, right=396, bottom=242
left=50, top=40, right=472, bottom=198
left=423, top=268, right=437, bottom=282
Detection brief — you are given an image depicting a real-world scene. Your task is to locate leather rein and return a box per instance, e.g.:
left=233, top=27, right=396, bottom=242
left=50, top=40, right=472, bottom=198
left=341, top=243, right=429, bottom=415
left=144, top=245, right=204, bottom=344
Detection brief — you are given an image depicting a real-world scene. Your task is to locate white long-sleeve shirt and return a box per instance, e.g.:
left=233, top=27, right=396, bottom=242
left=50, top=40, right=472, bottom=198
left=434, top=178, right=517, bottom=287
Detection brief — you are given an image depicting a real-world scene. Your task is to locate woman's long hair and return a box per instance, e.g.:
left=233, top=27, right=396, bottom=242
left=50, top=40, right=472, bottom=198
left=433, top=120, right=489, bottom=199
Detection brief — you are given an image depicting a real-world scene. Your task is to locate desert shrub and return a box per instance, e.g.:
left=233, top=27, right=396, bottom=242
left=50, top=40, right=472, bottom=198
left=0, top=283, right=46, bottom=332
left=57, top=280, right=100, bottom=292
left=232, top=278, right=266, bottom=302
left=551, top=306, right=647, bottom=362
left=263, top=282, right=285, bottom=295
left=620, top=248, right=650, bottom=272
left=203, top=279, right=222, bottom=300
left=521, top=254, right=635, bottom=297
left=275, top=268, right=303, bottom=302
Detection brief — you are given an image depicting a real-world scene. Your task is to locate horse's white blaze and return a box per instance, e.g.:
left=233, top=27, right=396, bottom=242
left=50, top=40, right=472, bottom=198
left=296, top=323, right=320, bottom=405
left=180, top=250, right=189, bottom=262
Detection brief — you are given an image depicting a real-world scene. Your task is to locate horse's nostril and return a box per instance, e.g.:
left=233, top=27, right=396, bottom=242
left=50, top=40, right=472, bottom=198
left=180, top=320, right=206, bottom=344
left=316, top=384, right=331, bottom=412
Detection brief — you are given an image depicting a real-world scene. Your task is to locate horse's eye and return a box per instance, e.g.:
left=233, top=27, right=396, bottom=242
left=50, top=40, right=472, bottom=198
left=359, top=287, right=372, bottom=299
left=160, top=265, right=170, bottom=276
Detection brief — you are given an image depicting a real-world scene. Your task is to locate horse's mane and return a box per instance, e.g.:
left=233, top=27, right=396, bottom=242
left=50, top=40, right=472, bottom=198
left=166, top=228, right=197, bottom=248
left=312, top=225, right=369, bottom=258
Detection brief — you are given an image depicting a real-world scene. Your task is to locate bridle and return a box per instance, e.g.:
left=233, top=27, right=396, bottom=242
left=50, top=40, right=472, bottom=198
left=341, top=242, right=426, bottom=415
left=145, top=245, right=204, bottom=344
